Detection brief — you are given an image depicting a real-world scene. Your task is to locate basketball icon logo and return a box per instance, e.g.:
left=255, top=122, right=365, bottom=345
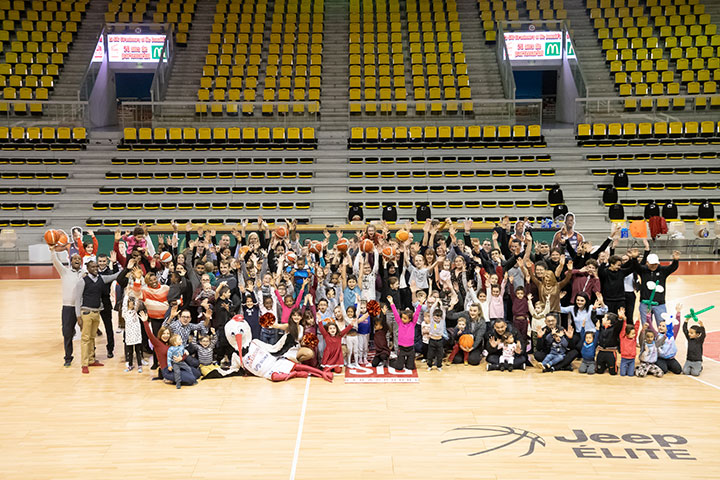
left=441, top=425, right=545, bottom=457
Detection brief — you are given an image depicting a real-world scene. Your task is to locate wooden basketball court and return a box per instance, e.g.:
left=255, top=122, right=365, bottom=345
left=2, top=274, right=719, bottom=479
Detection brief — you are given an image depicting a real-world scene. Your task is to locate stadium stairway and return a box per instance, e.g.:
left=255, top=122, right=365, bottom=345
left=455, top=0, right=505, bottom=101
left=160, top=0, right=217, bottom=120
left=52, top=0, right=112, bottom=102
left=541, top=127, right=610, bottom=240
left=318, top=0, right=349, bottom=123
left=564, top=0, right=617, bottom=97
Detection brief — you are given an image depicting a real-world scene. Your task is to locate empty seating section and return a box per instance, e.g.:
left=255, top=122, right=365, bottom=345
left=349, top=0, right=407, bottom=115
left=261, top=0, right=323, bottom=116
left=200, top=0, right=267, bottom=116
left=649, top=0, right=719, bottom=101
left=350, top=0, right=471, bottom=116
left=153, top=0, right=196, bottom=45
left=105, top=0, right=148, bottom=23
left=106, top=0, right=196, bottom=45
left=119, top=126, right=317, bottom=150
left=576, top=121, right=720, bottom=146
left=478, top=1, right=519, bottom=43
left=349, top=124, right=545, bottom=148
left=591, top=161, right=720, bottom=221
left=0, top=0, right=85, bottom=115
left=525, top=0, right=567, bottom=22
left=406, top=0, right=469, bottom=115
left=200, top=0, right=323, bottom=117
left=0, top=126, right=87, bottom=149
left=589, top=0, right=720, bottom=110
left=91, top=153, right=316, bottom=221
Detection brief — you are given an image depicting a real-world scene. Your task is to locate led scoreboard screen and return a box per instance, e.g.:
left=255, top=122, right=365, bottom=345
left=503, top=31, right=576, bottom=61
left=93, top=34, right=167, bottom=63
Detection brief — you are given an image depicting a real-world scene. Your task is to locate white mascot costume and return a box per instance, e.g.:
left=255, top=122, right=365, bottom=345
left=224, top=314, right=333, bottom=382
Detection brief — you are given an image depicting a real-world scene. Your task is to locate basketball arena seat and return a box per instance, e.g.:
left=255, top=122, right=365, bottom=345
left=0, top=202, right=54, bottom=210
left=111, top=156, right=314, bottom=165
left=349, top=124, right=544, bottom=148
left=348, top=168, right=554, bottom=178
left=0, top=0, right=85, bottom=116
left=576, top=121, right=720, bottom=146
left=0, top=156, right=75, bottom=165
left=0, top=126, right=86, bottom=149
left=526, top=0, right=567, bottom=21
left=1, top=171, right=68, bottom=179
left=348, top=153, right=550, bottom=163
left=119, top=126, right=317, bottom=150
left=590, top=0, right=720, bottom=110
left=478, top=0, right=519, bottom=43
left=198, top=0, right=322, bottom=117
left=106, top=0, right=194, bottom=44
left=349, top=0, right=470, bottom=116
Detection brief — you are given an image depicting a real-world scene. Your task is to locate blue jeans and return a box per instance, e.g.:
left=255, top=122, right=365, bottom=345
left=171, top=361, right=193, bottom=385
left=260, top=327, right=278, bottom=345
left=619, top=357, right=635, bottom=376
left=543, top=352, right=565, bottom=367
left=638, top=303, right=667, bottom=327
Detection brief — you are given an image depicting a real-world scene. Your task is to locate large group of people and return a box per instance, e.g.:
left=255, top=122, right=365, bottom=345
left=51, top=215, right=707, bottom=388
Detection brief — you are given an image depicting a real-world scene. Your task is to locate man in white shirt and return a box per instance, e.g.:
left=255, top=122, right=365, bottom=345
left=50, top=247, right=84, bottom=367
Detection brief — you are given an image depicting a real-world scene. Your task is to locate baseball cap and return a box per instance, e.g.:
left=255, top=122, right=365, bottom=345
left=647, top=253, right=660, bottom=264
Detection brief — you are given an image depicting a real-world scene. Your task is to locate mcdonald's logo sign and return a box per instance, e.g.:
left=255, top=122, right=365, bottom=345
left=545, top=42, right=561, bottom=56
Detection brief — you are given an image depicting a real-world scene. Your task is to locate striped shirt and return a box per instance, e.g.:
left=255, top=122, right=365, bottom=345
left=191, top=334, right=217, bottom=365
left=133, top=282, right=170, bottom=320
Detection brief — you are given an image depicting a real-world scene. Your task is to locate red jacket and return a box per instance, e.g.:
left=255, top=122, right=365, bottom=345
left=619, top=320, right=640, bottom=359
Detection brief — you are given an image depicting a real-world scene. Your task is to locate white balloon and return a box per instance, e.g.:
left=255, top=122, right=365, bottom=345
left=655, top=285, right=665, bottom=293
left=646, top=280, right=656, bottom=290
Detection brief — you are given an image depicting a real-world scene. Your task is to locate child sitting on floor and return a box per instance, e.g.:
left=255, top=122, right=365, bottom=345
left=636, top=329, right=664, bottom=378
left=578, top=328, right=598, bottom=375
left=447, top=317, right=470, bottom=365
left=167, top=334, right=196, bottom=389
left=541, top=329, right=568, bottom=372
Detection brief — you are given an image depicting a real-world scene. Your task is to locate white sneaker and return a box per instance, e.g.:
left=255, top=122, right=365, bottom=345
left=427, top=366, right=433, bottom=372
left=438, top=367, right=443, bottom=372
left=141, top=359, right=148, bottom=366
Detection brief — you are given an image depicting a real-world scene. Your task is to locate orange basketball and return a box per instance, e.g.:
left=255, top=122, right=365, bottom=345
left=275, top=226, right=288, bottom=239
left=309, top=240, right=323, bottom=254
left=335, top=237, right=349, bottom=252
left=56, top=231, right=68, bottom=246
left=381, top=245, right=396, bottom=260
left=395, top=229, right=409, bottom=242
left=360, top=238, right=374, bottom=253
left=44, top=229, right=60, bottom=245
left=459, top=334, right=474, bottom=350
left=286, top=251, right=297, bottom=264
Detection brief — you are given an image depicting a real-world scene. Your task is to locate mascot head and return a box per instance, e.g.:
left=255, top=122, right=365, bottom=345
left=225, top=314, right=252, bottom=352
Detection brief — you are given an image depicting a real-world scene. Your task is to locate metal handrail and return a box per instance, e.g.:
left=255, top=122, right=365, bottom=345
left=495, top=22, right=516, bottom=100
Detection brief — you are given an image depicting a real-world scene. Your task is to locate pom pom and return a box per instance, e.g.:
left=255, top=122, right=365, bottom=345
left=366, top=300, right=381, bottom=317
left=301, top=332, right=318, bottom=349
left=259, top=312, right=276, bottom=328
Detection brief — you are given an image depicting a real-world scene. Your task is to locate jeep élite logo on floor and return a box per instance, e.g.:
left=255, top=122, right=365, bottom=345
left=441, top=426, right=696, bottom=460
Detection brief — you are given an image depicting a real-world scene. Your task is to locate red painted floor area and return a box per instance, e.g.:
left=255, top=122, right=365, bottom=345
left=1, top=260, right=720, bottom=280
left=704, top=331, right=720, bottom=363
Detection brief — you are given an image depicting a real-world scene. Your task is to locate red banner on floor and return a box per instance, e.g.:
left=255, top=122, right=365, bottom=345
left=344, top=365, right=419, bottom=383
